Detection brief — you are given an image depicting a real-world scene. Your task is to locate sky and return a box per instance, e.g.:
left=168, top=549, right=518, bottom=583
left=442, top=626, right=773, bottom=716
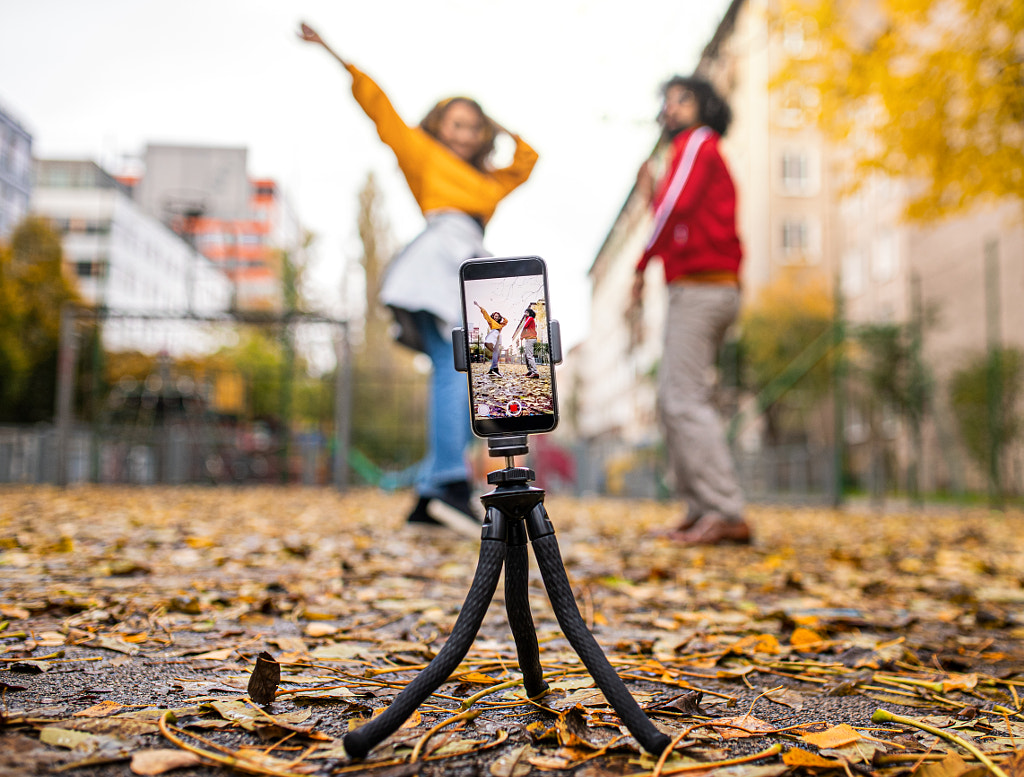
left=0, top=0, right=734, bottom=350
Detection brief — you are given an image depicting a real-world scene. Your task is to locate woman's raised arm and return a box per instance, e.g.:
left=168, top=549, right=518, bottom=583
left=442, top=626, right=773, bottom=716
left=298, top=22, right=349, bottom=69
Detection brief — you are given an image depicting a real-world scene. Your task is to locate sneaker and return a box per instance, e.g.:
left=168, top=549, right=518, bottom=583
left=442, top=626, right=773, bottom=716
left=526, top=371, right=540, bottom=379
left=406, top=496, right=444, bottom=527
left=426, top=480, right=483, bottom=538
left=487, top=367, right=502, bottom=377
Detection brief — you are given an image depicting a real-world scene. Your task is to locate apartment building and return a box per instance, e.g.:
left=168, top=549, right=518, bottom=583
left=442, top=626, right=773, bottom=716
left=33, top=159, right=233, bottom=353
left=0, top=100, right=32, bottom=241
left=572, top=0, right=1024, bottom=495
left=123, top=144, right=303, bottom=313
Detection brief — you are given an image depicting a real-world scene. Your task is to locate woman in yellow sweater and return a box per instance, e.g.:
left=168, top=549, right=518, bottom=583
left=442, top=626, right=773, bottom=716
left=299, top=23, right=538, bottom=534
left=473, top=302, right=508, bottom=377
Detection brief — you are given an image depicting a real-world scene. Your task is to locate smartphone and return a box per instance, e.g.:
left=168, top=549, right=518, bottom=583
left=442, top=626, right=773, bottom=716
left=459, top=256, right=559, bottom=438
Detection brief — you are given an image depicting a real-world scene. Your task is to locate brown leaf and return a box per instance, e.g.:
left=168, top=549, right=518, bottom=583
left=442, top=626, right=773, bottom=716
left=655, top=690, right=708, bottom=716
left=247, top=651, right=280, bottom=705
left=711, top=715, right=777, bottom=738
left=130, top=748, right=204, bottom=775
left=556, top=706, right=604, bottom=749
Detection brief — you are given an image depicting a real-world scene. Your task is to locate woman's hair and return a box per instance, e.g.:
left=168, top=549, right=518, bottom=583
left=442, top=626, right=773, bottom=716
left=662, top=75, right=732, bottom=137
left=420, top=97, right=497, bottom=171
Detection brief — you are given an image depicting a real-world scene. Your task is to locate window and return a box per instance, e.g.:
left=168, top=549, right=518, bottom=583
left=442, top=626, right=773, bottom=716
left=782, top=220, right=807, bottom=253
left=74, top=259, right=109, bottom=279
left=780, top=218, right=821, bottom=263
left=842, top=247, right=865, bottom=297
left=872, top=230, right=899, bottom=283
left=781, top=150, right=819, bottom=196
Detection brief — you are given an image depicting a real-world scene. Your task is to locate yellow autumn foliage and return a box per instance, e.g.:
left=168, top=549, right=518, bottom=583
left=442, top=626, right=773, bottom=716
left=740, top=271, right=835, bottom=399
left=774, top=0, right=1024, bottom=220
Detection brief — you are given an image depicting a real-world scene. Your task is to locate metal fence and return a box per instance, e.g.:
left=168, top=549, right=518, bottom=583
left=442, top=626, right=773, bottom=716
left=561, top=437, right=835, bottom=504
left=0, top=423, right=333, bottom=486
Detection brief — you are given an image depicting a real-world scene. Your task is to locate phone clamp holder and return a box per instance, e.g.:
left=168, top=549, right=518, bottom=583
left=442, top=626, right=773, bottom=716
left=342, top=432, right=671, bottom=760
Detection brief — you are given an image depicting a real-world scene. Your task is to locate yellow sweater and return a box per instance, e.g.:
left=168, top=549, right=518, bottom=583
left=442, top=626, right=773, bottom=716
left=347, top=64, right=538, bottom=225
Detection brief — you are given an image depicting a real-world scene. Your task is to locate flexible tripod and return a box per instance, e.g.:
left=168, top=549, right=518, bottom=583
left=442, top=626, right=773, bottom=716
left=343, top=434, right=671, bottom=759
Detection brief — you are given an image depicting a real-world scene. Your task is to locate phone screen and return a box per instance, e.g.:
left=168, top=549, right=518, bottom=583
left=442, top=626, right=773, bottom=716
left=460, top=257, right=558, bottom=437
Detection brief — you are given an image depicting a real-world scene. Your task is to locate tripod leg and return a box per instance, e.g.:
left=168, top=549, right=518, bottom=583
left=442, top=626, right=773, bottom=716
left=343, top=537, right=507, bottom=759
left=527, top=505, right=671, bottom=755
left=504, top=520, right=549, bottom=698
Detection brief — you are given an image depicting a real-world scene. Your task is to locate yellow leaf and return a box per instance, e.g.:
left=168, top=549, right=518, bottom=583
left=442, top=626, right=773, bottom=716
left=942, top=673, right=979, bottom=692
left=783, top=747, right=846, bottom=768
left=457, top=671, right=500, bottom=684
left=730, top=633, right=781, bottom=655
left=913, top=753, right=975, bottom=777
left=790, top=627, right=825, bottom=650
left=801, top=723, right=862, bottom=749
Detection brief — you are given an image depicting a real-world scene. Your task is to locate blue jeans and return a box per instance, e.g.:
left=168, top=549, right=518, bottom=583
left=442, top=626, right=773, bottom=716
left=489, top=335, right=502, bottom=369
left=412, top=312, right=472, bottom=496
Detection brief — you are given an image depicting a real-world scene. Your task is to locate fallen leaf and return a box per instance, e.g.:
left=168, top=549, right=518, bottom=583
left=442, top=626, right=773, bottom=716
left=801, top=723, right=863, bottom=749
left=490, top=744, right=533, bottom=777
left=783, top=747, right=846, bottom=768
left=712, top=715, right=777, bottom=739
left=190, top=647, right=234, bottom=661
left=790, top=627, right=825, bottom=650
left=130, top=748, right=204, bottom=775
left=246, top=651, right=280, bottom=705
left=304, top=622, right=338, bottom=637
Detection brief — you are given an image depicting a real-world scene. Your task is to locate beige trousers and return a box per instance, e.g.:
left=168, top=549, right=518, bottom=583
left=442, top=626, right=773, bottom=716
left=658, top=284, right=744, bottom=521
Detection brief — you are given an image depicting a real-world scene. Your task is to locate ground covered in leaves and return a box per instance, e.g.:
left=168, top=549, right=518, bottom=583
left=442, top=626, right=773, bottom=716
left=2, top=486, right=1024, bottom=777
left=469, top=362, right=556, bottom=418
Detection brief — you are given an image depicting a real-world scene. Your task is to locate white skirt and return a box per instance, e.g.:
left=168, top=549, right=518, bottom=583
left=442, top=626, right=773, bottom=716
left=379, top=211, right=490, bottom=334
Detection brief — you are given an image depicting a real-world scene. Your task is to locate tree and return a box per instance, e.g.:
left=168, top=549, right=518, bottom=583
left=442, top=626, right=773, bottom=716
left=0, top=217, right=80, bottom=422
left=852, top=322, right=933, bottom=498
left=738, top=272, right=836, bottom=443
left=349, top=173, right=428, bottom=474
left=949, top=346, right=1023, bottom=500
left=775, top=0, right=1024, bottom=219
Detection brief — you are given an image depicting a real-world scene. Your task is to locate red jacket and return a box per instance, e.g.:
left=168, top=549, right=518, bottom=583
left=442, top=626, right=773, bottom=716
left=522, top=316, right=537, bottom=339
left=637, top=126, right=742, bottom=283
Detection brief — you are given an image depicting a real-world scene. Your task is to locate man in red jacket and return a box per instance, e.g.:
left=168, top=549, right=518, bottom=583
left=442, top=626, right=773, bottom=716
left=632, top=75, right=750, bottom=545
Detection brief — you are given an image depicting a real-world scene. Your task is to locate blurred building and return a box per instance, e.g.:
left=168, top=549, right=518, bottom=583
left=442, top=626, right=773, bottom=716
left=120, top=144, right=303, bottom=313
left=0, top=100, right=33, bottom=241
left=572, top=0, right=1024, bottom=496
left=32, top=159, right=233, bottom=353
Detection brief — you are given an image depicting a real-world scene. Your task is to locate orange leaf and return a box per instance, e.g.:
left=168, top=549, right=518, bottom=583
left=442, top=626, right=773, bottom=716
left=783, top=747, right=847, bottom=768
left=801, top=723, right=862, bottom=748
left=73, top=700, right=126, bottom=718
left=790, top=627, right=825, bottom=650
left=456, top=671, right=500, bottom=684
